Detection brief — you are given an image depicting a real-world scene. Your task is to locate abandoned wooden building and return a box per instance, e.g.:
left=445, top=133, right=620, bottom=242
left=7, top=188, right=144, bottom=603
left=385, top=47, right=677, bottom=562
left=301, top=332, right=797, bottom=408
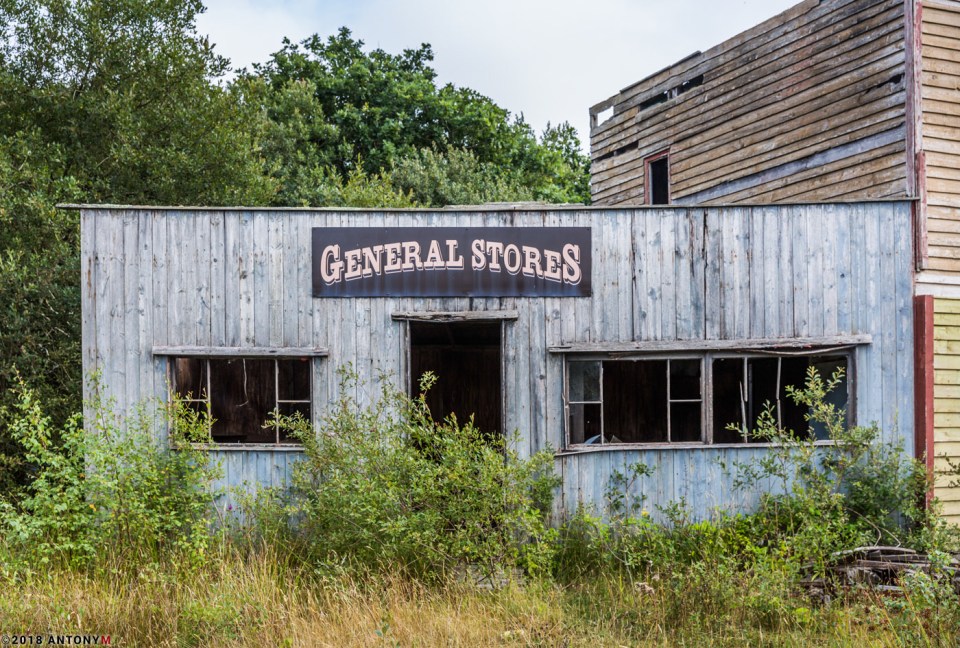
left=74, top=202, right=915, bottom=521
left=590, top=0, right=960, bottom=522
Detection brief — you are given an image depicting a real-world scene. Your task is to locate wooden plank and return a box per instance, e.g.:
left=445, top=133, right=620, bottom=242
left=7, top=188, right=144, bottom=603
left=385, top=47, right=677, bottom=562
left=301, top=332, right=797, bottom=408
left=282, top=214, right=300, bottom=347
left=253, top=212, right=269, bottom=347
left=717, top=143, right=905, bottom=204
left=183, top=213, right=200, bottom=348
left=122, top=210, right=140, bottom=418
left=672, top=65, right=906, bottom=183
left=703, top=209, right=722, bottom=340
left=238, top=211, right=255, bottom=346
left=659, top=210, right=677, bottom=341
left=268, top=214, right=283, bottom=348
left=209, top=212, right=225, bottom=347
left=592, top=0, right=897, bottom=155
left=593, top=4, right=904, bottom=161
left=223, top=213, right=240, bottom=347
left=674, top=104, right=906, bottom=198
left=97, top=212, right=126, bottom=413
left=152, top=346, right=329, bottom=357
left=135, top=211, right=156, bottom=416
left=548, top=334, right=872, bottom=354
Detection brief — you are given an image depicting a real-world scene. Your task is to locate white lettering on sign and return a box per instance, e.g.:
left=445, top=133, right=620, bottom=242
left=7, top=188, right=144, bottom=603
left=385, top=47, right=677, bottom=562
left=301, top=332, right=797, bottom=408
left=318, top=238, right=583, bottom=287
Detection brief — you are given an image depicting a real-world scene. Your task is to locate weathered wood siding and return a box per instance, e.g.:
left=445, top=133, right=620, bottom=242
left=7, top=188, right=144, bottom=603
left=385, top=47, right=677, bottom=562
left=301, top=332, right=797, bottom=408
left=80, top=203, right=914, bottom=521
left=922, top=1, right=960, bottom=273
left=590, top=0, right=909, bottom=206
left=934, top=297, right=960, bottom=524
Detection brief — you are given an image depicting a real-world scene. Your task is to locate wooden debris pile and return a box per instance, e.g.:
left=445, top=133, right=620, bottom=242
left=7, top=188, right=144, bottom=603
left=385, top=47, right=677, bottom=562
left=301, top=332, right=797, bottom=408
left=801, top=546, right=960, bottom=603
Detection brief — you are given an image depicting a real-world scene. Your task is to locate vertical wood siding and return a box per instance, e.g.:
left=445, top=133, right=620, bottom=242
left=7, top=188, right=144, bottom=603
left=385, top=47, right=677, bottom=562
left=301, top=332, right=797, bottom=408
left=80, top=203, right=914, bottom=521
left=589, top=0, right=908, bottom=206
left=933, top=296, right=960, bottom=524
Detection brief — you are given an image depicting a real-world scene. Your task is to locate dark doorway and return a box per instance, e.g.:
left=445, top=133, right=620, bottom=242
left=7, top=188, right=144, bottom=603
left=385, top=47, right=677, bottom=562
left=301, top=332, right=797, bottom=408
left=409, top=320, right=502, bottom=436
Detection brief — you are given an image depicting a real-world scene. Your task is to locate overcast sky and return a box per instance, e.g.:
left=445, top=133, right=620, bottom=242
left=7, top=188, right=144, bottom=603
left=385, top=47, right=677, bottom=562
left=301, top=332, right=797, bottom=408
left=196, top=0, right=800, bottom=151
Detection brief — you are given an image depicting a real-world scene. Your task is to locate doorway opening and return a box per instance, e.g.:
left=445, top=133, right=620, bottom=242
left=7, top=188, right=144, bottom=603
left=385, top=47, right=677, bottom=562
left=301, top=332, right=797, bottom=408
left=409, top=320, right=503, bottom=436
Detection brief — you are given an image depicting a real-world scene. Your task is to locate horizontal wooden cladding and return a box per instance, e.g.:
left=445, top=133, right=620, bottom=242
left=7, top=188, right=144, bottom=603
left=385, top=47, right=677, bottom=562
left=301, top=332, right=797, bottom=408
left=711, top=142, right=907, bottom=205
left=922, top=1, right=960, bottom=276
left=593, top=50, right=905, bottom=194
left=933, top=296, right=960, bottom=512
left=591, top=0, right=887, bottom=148
left=591, top=0, right=909, bottom=205
left=590, top=0, right=902, bottom=158
left=595, top=135, right=907, bottom=208
left=595, top=0, right=820, bottom=115
left=596, top=2, right=904, bottom=163
left=671, top=100, right=906, bottom=200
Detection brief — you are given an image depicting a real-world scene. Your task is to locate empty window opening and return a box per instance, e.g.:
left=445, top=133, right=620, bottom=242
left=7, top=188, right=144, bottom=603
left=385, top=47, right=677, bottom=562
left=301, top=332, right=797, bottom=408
left=647, top=154, right=670, bottom=205
left=639, top=91, right=669, bottom=111
left=595, top=105, right=614, bottom=126
left=565, top=351, right=850, bottom=447
left=677, top=74, right=704, bottom=96
left=712, top=355, right=847, bottom=443
left=409, top=320, right=502, bottom=436
left=567, top=358, right=703, bottom=445
left=638, top=75, right=704, bottom=112
left=172, top=357, right=311, bottom=444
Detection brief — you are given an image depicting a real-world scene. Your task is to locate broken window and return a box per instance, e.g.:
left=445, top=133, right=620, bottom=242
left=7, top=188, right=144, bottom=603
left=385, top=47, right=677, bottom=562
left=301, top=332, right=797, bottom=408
left=172, top=357, right=312, bottom=444
left=565, top=351, right=849, bottom=447
left=712, top=354, right=848, bottom=443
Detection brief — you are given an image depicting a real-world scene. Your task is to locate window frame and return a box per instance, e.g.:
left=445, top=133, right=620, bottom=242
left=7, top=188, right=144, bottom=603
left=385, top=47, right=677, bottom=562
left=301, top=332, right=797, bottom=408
left=562, top=348, right=855, bottom=450
left=166, top=353, right=316, bottom=450
left=644, top=149, right=671, bottom=205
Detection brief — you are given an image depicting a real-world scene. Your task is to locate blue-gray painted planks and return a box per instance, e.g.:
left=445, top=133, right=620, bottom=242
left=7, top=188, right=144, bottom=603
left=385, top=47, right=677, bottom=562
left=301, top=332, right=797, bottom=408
left=80, top=203, right=916, bottom=522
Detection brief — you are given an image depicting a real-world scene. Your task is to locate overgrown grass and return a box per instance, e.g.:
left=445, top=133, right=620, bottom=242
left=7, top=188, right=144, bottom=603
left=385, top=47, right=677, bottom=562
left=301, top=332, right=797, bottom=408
left=2, top=368, right=960, bottom=646
left=1, top=544, right=958, bottom=646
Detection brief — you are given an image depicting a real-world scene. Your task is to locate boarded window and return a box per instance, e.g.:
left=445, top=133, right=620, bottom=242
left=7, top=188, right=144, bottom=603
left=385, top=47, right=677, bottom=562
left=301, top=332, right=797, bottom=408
left=565, top=351, right=849, bottom=447
left=172, top=357, right=311, bottom=444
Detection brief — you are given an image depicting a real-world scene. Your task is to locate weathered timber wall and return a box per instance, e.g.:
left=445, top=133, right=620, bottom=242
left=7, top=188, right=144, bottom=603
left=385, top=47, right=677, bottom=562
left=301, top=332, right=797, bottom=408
left=80, top=203, right=915, bottom=520
left=922, top=1, right=960, bottom=273
left=589, top=0, right=908, bottom=206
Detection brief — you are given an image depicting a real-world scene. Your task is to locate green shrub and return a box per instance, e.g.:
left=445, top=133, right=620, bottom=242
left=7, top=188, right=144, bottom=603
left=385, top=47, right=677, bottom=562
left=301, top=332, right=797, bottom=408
left=0, top=377, right=222, bottom=570
left=270, top=368, right=559, bottom=579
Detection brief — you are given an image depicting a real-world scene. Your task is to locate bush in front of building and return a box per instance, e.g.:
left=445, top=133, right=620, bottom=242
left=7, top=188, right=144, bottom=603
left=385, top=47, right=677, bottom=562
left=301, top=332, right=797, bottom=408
left=0, top=377, right=222, bottom=572
left=259, top=367, right=560, bottom=580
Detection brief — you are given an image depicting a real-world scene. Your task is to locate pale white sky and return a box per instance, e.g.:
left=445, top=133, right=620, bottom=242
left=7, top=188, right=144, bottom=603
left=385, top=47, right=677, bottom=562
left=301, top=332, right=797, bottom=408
left=196, top=0, right=800, bottom=151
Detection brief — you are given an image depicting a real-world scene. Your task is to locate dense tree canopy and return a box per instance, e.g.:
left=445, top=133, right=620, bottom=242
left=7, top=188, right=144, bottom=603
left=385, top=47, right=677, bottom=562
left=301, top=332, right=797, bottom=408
left=246, top=28, right=589, bottom=206
left=0, top=0, right=591, bottom=492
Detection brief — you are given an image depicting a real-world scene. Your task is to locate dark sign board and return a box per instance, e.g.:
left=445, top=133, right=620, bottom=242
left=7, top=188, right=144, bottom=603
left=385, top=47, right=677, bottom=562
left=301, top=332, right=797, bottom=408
left=312, top=227, right=591, bottom=297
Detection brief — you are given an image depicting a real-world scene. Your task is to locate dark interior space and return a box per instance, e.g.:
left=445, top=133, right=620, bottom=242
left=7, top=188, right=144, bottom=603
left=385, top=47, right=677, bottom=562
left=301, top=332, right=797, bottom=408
left=712, top=355, right=847, bottom=442
left=604, top=360, right=668, bottom=442
left=410, top=321, right=502, bottom=436
left=173, top=357, right=310, bottom=443
left=648, top=156, right=670, bottom=205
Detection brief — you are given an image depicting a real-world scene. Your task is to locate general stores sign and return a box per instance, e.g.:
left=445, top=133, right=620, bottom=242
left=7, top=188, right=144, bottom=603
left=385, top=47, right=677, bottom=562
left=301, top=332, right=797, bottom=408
left=312, top=227, right=591, bottom=297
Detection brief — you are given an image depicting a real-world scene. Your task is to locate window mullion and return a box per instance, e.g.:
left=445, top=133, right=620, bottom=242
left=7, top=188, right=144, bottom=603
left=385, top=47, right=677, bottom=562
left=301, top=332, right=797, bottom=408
left=274, top=359, right=280, bottom=444
left=205, top=359, right=212, bottom=423
left=666, top=359, right=672, bottom=443
left=703, top=355, right=710, bottom=444
left=740, top=358, right=750, bottom=443
left=599, top=361, right=605, bottom=445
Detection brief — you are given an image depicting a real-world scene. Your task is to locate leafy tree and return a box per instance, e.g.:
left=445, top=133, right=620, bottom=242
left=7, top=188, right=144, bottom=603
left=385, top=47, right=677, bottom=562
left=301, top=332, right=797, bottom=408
left=0, top=0, right=274, bottom=490
left=248, top=28, right=590, bottom=206
left=391, top=147, right=534, bottom=207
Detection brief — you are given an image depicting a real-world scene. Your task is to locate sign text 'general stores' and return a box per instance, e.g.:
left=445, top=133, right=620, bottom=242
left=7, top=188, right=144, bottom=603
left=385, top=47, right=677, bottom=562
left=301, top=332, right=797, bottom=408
left=311, top=227, right=591, bottom=297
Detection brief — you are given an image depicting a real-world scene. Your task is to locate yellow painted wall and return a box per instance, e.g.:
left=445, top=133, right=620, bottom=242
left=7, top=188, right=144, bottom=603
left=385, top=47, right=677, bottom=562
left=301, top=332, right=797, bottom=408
left=934, top=296, right=960, bottom=524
